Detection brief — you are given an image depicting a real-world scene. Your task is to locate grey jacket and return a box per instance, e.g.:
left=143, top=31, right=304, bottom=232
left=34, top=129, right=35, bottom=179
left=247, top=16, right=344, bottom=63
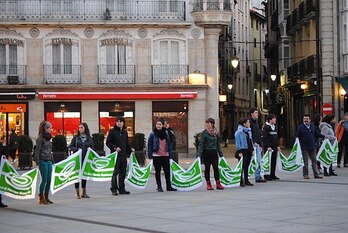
left=319, top=122, right=337, bottom=145
left=35, top=137, right=53, bottom=162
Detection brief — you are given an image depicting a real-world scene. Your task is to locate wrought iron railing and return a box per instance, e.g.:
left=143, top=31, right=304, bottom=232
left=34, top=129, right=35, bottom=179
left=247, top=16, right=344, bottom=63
left=191, top=0, right=232, bottom=12
left=0, top=0, right=186, bottom=22
left=0, top=65, right=26, bottom=84
left=98, top=65, right=135, bottom=84
left=44, top=65, right=80, bottom=84
left=152, top=65, right=189, bottom=84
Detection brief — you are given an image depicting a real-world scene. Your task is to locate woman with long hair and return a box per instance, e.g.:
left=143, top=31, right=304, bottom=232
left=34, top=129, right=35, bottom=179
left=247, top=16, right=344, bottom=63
left=34, top=121, right=54, bottom=205
left=148, top=118, right=177, bottom=192
left=235, top=118, right=254, bottom=187
left=69, top=122, right=94, bottom=199
left=197, top=118, right=224, bottom=190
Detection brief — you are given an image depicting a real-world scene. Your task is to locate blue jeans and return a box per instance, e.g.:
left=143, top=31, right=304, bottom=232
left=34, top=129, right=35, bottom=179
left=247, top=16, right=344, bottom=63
left=39, top=160, right=52, bottom=194
left=254, top=145, right=262, bottom=181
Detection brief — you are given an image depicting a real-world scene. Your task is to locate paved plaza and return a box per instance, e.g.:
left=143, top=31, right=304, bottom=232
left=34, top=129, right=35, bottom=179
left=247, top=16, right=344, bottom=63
left=1, top=146, right=348, bottom=233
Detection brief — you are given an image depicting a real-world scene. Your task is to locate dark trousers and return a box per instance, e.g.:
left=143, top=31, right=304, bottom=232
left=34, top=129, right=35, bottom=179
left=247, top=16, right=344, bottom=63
left=338, top=141, right=348, bottom=165
left=111, top=155, right=127, bottom=191
left=238, top=150, right=252, bottom=183
left=203, top=149, right=219, bottom=181
left=270, top=149, right=277, bottom=177
left=153, top=156, right=171, bottom=189
left=8, top=146, right=17, bottom=161
left=75, top=179, right=87, bottom=189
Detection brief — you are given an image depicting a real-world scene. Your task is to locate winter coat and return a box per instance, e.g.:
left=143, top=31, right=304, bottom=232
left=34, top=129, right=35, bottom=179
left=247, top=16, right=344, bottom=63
left=197, top=129, right=224, bottom=158
left=34, top=136, right=53, bottom=162
left=69, top=135, right=94, bottom=160
left=106, top=126, right=131, bottom=156
left=319, top=122, right=337, bottom=145
left=147, top=131, right=172, bottom=159
left=235, top=125, right=253, bottom=152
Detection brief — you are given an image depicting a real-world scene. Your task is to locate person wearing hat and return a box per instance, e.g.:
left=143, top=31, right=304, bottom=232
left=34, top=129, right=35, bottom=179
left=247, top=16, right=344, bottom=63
left=106, top=116, right=134, bottom=196
left=336, top=112, right=348, bottom=167
left=34, top=121, right=54, bottom=205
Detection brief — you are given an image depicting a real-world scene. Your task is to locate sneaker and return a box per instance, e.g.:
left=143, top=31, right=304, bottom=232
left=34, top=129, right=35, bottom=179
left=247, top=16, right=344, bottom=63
left=119, top=189, right=130, bottom=195
left=329, top=172, right=338, bottom=176
left=0, top=202, right=7, bottom=208
left=167, top=187, right=177, bottom=191
left=264, top=175, right=272, bottom=181
left=245, top=182, right=254, bottom=186
left=255, top=179, right=267, bottom=183
left=110, top=188, right=118, bottom=196
left=270, top=176, right=280, bottom=180
left=157, top=187, right=164, bottom=192
left=240, top=182, right=245, bottom=187
left=314, top=175, right=323, bottom=179
left=303, top=176, right=310, bottom=179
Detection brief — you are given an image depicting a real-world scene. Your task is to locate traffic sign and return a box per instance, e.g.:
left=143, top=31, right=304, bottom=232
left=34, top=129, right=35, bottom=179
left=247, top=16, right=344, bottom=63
left=322, top=103, right=333, bottom=115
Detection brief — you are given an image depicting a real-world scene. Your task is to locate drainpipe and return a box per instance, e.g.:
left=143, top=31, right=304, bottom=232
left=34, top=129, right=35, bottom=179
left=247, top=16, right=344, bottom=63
left=316, top=0, right=321, bottom=114
left=337, top=0, right=341, bottom=118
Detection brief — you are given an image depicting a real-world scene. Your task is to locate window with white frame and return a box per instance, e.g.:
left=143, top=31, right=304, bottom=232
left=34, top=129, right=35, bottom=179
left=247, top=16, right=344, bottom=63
left=105, top=44, right=127, bottom=74
left=0, top=39, right=24, bottom=75
left=52, top=43, right=72, bottom=74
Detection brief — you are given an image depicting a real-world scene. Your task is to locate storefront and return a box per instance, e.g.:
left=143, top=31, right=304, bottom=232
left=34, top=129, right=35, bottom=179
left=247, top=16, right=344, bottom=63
left=152, top=101, right=188, bottom=153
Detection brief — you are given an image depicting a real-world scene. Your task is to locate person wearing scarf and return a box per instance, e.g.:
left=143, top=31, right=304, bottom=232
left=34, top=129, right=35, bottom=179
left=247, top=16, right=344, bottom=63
left=34, top=121, right=54, bottom=205
left=148, top=118, right=177, bottom=192
left=235, top=118, right=254, bottom=187
left=197, top=118, right=224, bottom=190
left=69, top=123, right=94, bottom=199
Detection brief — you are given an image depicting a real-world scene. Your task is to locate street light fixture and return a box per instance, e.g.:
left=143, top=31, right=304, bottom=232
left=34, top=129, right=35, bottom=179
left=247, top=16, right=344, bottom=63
left=270, top=74, right=276, bottom=82
left=264, top=88, right=269, bottom=95
left=340, top=89, right=346, bottom=96
left=228, top=84, right=233, bottom=90
left=231, top=57, right=239, bottom=69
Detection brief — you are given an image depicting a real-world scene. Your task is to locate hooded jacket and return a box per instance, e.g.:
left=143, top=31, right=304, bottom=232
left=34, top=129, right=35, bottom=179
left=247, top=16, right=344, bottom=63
left=319, top=122, right=337, bottom=145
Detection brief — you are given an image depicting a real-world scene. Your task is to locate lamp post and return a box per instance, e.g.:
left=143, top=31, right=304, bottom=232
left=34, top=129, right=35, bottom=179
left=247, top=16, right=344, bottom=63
left=230, top=57, right=239, bottom=132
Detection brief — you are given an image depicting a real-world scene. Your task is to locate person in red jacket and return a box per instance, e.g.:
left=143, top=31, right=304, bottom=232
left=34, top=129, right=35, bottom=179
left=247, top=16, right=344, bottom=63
left=336, top=112, right=348, bottom=167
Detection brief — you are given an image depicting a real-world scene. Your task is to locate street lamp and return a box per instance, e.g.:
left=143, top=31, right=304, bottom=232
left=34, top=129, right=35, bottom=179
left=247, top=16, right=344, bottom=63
left=264, top=88, right=269, bottom=95
left=231, top=57, right=239, bottom=69
left=228, top=84, right=233, bottom=91
left=270, top=74, right=276, bottom=82
left=340, top=89, right=346, bottom=96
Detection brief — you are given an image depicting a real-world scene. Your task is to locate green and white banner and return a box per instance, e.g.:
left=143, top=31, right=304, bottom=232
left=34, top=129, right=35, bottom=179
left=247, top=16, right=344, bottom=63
left=316, top=139, right=338, bottom=168
left=126, top=153, right=152, bottom=189
left=277, top=138, right=303, bottom=173
left=170, top=157, right=203, bottom=191
left=219, top=157, right=243, bottom=188
left=0, top=158, right=39, bottom=199
left=261, top=150, right=271, bottom=175
left=50, top=150, right=81, bottom=194
left=248, top=151, right=258, bottom=176
left=81, top=148, right=117, bottom=181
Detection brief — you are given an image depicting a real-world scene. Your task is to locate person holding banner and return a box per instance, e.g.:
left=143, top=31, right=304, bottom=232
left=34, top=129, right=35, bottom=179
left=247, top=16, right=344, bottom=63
left=69, top=123, right=94, bottom=199
left=336, top=112, right=348, bottom=167
left=235, top=118, right=254, bottom=187
left=249, top=108, right=266, bottom=183
left=296, top=115, right=323, bottom=179
left=262, top=114, right=281, bottom=181
left=148, top=118, right=177, bottom=192
left=319, top=115, right=338, bottom=176
left=34, top=121, right=54, bottom=205
left=107, top=116, right=133, bottom=195
left=197, top=118, right=224, bottom=190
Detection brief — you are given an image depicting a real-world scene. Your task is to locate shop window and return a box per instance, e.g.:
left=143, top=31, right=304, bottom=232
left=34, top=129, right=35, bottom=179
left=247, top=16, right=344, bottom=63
left=44, top=102, right=81, bottom=143
left=152, top=101, right=188, bottom=153
left=99, top=102, right=135, bottom=139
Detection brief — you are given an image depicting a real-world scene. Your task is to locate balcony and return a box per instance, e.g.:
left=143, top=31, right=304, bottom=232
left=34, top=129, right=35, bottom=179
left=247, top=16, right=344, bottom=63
left=306, top=0, right=316, bottom=19
left=286, top=14, right=294, bottom=36
left=292, top=9, right=300, bottom=31
left=299, top=58, right=307, bottom=76
left=306, top=55, right=316, bottom=74
left=98, top=65, right=135, bottom=84
left=298, top=1, right=306, bottom=24
left=190, top=0, right=233, bottom=26
left=0, top=0, right=186, bottom=22
left=152, top=65, right=189, bottom=84
left=44, top=65, right=80, bottom=84
left=271, top=10, right=278, bottom=30
left=0, top=65, right=26, bottom=84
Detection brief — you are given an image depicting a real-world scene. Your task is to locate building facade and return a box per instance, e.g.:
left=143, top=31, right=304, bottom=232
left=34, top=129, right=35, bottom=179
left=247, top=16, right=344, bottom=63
left=0, top=0, right=235, bottom=156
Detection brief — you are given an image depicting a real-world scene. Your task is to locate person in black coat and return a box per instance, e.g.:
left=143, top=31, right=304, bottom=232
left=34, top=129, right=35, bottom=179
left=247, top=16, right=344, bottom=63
left=69, top=122, right=94, bottom=199
left=262, top=114, right=281, bottom=180
left=106, top=116, right=134, bottom=196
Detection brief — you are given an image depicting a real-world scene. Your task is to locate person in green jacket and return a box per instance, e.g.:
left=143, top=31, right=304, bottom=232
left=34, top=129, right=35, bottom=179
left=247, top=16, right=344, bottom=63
left=197, top=118, right=224, bottom=190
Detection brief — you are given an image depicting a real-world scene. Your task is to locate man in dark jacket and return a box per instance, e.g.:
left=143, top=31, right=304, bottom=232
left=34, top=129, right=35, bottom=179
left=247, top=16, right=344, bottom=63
left=106, top=116, right=134, bottom=195
left=262, top=114, right=281, bottom=181
left=249, top=108, right=266, bottom=183
left=297, top=114, right=323, bottom=179
left=8, top=129, right=18, bottom=163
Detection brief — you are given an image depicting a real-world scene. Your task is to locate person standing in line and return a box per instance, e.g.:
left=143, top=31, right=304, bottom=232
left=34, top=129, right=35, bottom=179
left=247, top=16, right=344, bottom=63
left=164, top=119, right=177, bottom=163
left=320, top=115, right=338, bottom=176
left=222, top=126, right=229, bottom=148
left=235, top=118, right=254, bottom=187
left=262, top=114, right=281, bottom=181
left=34, top=121, right=54, bottom=205
left=197, top=118, right=224, bottom=190
left=249, top=108, right=266, bottom=183
left=296, top=115, right=323, bottom=179
left=8, top=129, right=18, bottom=164
left=107, top=116, right=134, bottom=196
left=336, top=112, right=348, bottom=167
left=69, top=123, right=94, bottom=199
left=0, top=154, right=8, bottom=208
left=148, top=118, right=177, bottom=192
left=313, top=114, right=325, bottom=174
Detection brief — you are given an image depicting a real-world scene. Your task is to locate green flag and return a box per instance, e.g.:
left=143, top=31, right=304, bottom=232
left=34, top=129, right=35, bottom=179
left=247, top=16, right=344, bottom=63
left=248, top=155, right=258, bottom=175
left=219, top=157, right=243, bottom=187
left=262, top=150, right=271, bottom=175
left=0, top=158, right=39, bottom=199
left=126, top=153, right=152, bottom=189
left=277, top=138, right=303, bottom=173
left=50, top=150, right=81, bottom=194
left=81, top=148, right=117, bottom=181
left=316, top=139, right=336, bottom=168
left=170, top=157, right=203, bottom=191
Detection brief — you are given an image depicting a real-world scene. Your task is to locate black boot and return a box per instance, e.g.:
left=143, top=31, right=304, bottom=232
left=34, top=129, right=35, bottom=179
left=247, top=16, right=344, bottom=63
left=0, top=197, right=7, bottom=208
left=157, top=185, right=164, bottom=192
left=119, top=189, right=130, bottom=195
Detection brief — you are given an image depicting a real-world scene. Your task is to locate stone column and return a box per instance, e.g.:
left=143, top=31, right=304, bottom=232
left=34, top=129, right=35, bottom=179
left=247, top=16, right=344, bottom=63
left=204, top=28, right=221, bottom=126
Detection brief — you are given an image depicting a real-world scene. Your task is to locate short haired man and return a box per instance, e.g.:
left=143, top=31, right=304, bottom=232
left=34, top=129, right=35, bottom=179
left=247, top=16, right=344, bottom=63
left=249, top=108, right=266, bottom=183
left=262, top=114, right=281, bottom=180
left=296, top=115, right=323, bottom=179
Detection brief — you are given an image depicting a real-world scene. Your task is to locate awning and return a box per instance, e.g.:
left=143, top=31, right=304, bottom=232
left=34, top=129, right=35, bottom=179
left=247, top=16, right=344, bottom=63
left=38, top=91, right=198, bottom=100
left=0, top=91, right=36, bottom=100
left=337, top=77, right=348, bottom=92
